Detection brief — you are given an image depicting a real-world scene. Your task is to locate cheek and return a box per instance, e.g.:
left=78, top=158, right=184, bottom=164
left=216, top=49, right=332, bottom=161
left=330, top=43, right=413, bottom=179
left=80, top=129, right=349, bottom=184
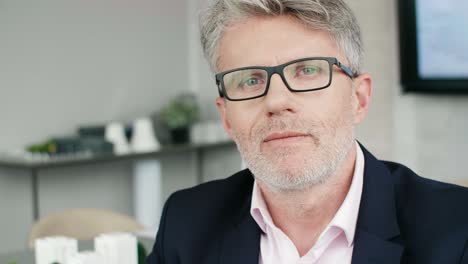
left=299, top=93, right=345, bottom=123
left=327, top=84, right=355, bottom=120
left=305, top=93, right=354, bottom=132
left=299, top=83, right=352, bottom=116
left=225, top=104, right=260, bottom=137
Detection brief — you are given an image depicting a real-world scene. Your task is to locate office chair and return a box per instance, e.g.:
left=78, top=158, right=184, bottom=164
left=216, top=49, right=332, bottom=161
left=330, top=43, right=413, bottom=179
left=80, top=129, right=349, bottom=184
left=29, top=208, right=144, bottom=248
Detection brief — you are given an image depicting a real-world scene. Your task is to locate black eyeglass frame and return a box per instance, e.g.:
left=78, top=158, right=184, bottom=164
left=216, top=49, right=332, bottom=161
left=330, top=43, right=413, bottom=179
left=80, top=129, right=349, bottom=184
left=215, top=57, right=355, bottom=101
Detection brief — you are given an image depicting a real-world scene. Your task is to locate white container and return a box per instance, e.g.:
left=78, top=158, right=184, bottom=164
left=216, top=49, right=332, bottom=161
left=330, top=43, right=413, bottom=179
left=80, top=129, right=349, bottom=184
left=131, top=117, right=160, bottom=153
left=105, top=122, right=130, bottom=155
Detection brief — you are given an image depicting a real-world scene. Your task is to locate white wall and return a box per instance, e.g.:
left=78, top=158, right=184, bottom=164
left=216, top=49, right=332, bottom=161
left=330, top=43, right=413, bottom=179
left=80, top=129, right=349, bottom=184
left=0, top=0, right=188, bottom=151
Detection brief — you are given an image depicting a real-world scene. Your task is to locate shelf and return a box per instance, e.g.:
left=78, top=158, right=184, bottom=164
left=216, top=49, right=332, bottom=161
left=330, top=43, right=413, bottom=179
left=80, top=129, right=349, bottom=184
left=0, top=140, right=235, bottom=170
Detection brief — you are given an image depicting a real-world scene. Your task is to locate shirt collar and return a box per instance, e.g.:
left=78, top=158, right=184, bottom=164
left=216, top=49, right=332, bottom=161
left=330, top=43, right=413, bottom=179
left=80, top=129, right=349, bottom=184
left=250, top=180, right=270, bottom=233
left=250, top=142, right=365, bottom=247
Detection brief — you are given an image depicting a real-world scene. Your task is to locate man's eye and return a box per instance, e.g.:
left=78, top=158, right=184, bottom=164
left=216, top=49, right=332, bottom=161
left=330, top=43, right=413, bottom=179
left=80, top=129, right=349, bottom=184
left=299, top=66, right=319, bottom=75
left=244, top=78, right=261, bottom=86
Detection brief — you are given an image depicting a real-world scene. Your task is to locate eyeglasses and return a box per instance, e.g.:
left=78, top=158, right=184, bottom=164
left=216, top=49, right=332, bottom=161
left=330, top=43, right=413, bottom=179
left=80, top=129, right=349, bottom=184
left=215, top=57, right=355, bottom=101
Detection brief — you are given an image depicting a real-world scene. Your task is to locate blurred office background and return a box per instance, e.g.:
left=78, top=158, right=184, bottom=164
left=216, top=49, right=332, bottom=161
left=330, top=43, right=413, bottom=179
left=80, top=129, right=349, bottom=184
left=0, top=0, right=467, bottom=256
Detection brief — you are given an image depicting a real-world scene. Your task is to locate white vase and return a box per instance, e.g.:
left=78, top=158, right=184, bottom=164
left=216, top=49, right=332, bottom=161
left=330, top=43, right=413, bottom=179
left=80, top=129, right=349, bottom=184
left=131, top=117, right=160, bottom=153
left=105, top=122, right=130, bottom=155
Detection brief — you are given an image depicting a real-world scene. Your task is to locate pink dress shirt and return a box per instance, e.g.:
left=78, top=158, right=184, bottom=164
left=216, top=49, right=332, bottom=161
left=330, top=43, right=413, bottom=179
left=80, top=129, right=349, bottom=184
left=250, top=142, right=365, bottom=264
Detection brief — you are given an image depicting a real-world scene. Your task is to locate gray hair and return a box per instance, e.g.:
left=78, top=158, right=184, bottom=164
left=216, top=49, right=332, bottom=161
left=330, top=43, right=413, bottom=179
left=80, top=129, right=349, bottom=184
left=199, top=0, right=364, bottom=75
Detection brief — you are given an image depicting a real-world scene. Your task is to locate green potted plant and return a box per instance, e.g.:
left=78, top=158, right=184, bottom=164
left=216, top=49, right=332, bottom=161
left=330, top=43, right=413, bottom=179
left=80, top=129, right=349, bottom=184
left=159, top=93, right=200, bottom=144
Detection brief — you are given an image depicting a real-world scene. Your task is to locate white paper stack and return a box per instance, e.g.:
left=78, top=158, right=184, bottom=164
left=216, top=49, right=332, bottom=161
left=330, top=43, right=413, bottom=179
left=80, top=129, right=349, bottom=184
left=67, top=251, right=105, bottom=264
left=35, top=236, right=78, bottom=264
left=94, top=232, right=138, bottom=264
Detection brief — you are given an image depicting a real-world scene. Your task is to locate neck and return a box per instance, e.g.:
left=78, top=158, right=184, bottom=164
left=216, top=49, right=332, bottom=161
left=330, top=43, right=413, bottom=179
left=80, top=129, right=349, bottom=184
left=257, top=143, right=357, bottom=256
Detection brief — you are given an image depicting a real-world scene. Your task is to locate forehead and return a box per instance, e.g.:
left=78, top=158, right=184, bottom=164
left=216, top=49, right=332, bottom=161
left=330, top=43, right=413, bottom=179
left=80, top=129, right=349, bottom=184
left=217, top=15, right=343, bottom=72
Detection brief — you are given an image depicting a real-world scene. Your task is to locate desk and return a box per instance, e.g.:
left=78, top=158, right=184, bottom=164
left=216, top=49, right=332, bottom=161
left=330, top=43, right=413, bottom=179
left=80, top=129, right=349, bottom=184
left=0, top=236, right=154, bottom=264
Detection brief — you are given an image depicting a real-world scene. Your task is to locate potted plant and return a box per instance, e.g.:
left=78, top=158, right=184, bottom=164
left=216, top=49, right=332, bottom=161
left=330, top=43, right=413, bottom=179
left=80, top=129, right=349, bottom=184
left=159, top=93, right=200, bottom=144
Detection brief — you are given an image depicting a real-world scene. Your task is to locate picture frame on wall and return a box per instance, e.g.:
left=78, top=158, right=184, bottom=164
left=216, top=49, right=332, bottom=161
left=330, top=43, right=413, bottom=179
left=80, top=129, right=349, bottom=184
left=398, top=0, right=468, bottom=93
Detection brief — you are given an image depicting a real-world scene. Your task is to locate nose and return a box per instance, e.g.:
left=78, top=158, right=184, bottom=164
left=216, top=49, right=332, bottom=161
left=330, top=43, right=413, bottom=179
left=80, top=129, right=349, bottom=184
left=263, top=73, right=297, bottom=116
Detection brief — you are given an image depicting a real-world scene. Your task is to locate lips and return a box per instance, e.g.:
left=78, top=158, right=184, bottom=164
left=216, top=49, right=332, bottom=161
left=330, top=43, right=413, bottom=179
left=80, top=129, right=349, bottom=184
left=263, top=132, right=309, bottom=142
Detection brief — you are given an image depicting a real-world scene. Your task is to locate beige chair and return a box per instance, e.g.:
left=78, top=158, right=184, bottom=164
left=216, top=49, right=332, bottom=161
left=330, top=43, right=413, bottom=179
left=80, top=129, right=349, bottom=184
left=29, top=208, right=144, bottom=248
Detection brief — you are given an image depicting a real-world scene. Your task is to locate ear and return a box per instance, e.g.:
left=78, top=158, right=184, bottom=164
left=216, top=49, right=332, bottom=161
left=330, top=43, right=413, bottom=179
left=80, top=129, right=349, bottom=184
left=216, top=97, right=234, bottom=138
left=352, top=73, right=372, bottom=125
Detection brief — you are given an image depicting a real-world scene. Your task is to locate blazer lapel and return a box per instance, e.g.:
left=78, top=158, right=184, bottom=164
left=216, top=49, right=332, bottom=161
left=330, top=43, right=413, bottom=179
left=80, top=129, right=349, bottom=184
left=352, top=229, right=403, bottom=264
left=220, top=184, right=261, bottom=264
left=352, top=145, right=404, bottom=264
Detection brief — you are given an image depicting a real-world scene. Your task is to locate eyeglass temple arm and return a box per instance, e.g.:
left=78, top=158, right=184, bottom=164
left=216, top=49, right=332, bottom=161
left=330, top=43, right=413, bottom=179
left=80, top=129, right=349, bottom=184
left=215, top=78, right=225, bottom=97
left=336, top=61, right=355, bottom=78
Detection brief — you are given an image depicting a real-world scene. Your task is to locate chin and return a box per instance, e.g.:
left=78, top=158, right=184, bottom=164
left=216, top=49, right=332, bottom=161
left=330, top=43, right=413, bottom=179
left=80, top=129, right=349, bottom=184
left=253, top=161, right=331, bottom=192
left=262, top=148, right=309, bottom=162
left=260, top=173, right=326, bottom=193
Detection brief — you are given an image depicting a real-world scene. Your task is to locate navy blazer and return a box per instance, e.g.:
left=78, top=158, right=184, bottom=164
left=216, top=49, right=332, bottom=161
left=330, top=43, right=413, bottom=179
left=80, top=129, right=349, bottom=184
left=147, top=146, right=468, bottom=263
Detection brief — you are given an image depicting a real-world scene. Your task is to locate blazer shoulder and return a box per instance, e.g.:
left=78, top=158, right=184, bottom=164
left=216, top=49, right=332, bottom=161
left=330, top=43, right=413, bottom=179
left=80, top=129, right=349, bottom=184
left=382, top=160, right=468, bottom=194
left=382, top=160, right=468, bottom=230
left=148, top=170, right=254, bottom=263
left=167, top=169, right=254, bottom=214
left=154, top=169, right=254, bottom=258
left=380, top=161, right=468, bottom=261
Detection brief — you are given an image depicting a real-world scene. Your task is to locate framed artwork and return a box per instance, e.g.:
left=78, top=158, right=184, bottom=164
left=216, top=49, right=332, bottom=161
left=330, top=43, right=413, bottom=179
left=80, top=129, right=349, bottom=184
left=398, top=0, right=468, bottom=93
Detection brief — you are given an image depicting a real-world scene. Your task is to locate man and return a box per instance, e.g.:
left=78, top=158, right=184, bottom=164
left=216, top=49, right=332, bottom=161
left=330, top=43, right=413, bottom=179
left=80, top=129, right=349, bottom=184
left=147, top=0, right=468, bottom=263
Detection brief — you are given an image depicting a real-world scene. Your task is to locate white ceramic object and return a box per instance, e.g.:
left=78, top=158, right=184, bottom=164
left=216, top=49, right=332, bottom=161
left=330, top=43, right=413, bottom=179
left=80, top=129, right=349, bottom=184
left=105, top=122, right=130, bottom=155
left=131, top=117, right=160, bottom=153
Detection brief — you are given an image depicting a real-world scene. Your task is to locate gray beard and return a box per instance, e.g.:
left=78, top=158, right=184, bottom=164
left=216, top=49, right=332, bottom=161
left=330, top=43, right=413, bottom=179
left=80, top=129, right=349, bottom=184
left=233, top=117, right=355, bottom=193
